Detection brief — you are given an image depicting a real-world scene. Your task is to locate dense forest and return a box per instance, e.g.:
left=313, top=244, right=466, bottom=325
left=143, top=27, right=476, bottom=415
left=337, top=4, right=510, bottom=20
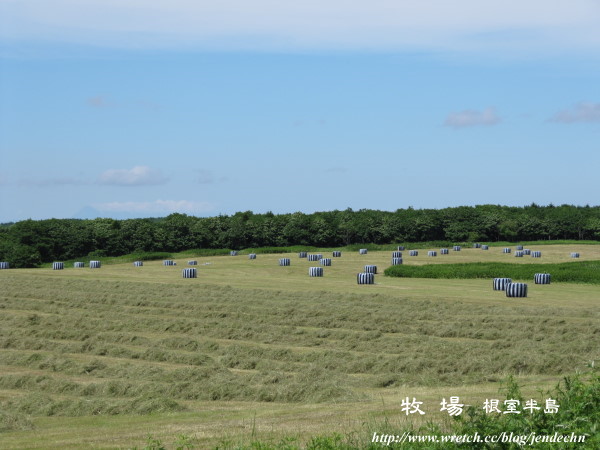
left=1, top=204, right=599, bottom=267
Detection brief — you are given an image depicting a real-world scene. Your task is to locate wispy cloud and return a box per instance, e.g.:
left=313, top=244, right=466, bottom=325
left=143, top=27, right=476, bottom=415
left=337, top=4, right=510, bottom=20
left=97, top=166, right=168, bottom=186
left=93, top=199, right=214, bottom=214
left=444, top=107, right=501, bottom=128
left=87, top=95, right=112, bottom=108
left=549, top=102, right=600, bottom=123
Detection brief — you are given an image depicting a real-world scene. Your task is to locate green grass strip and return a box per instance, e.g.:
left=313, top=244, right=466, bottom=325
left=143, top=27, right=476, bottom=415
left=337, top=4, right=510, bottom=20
left=384, top=260, right=600, bottom=284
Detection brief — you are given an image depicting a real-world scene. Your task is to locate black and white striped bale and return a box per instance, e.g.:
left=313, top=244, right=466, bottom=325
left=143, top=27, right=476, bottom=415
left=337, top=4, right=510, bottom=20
left=523, top=249, right=531, bottom=255
left=391, top=257, right=403, bottom=265
left=279, top=258, right=291, bottom=266
left=309, top=267, right=324, bottom=277
left=52, top=262, right=64, bottom=270
left=514, top=251, right=524, bottom=257
left=506, top=283, right=528, bottom=298
left=74, top=262, right=84, bottom=268
left=364, top=265, right=377, bottom=274
left=453, top=246, right=461, bottom=251
left=428, top=251, right=437, bottom=257
left=359, top=249, right=368, bottom=255
left=571, top=252, right=580, bottom=258
left=516, top=245, right=524, bottom=250
left=392, top=251, right=402, bottom=258
left=182, top=268, right=197, bottom=278
left=248, top=253, right=257, bottom=259
left=493, top=278, right=512, bottom=291
left=397, top=246, right=405, bottom=251
left=188, top=260, right=198, bottom=265
left=409, top=250, right=418, bottom=256
left=307, top=254, right=320, bottom=262
left=298, top=252, right=307, bottom=258
left=0, top=262, right=9, bottom=269
left=481, top=245, right=489, bottom=250
left=440, top=248, right=449, bottom=255
left=473, top=243, right=481, bottom=248
left=503, top=248, right=511, bottom=254
left=230, top=251, right=238, bottom=256
left=534, top=273, right=551, bottom=284
left=89, top=260, right=101, bottom=269
left=133, top=261, right=143, bottom=267
left=320, top=258, right=332, bottom=266
left=163, top=260, right=175, bottom=266
left=531, top=251, right=542, bottom=258
left=332, top=251, right=342, bottom=257
left=357, top=272, right=375, bottom=284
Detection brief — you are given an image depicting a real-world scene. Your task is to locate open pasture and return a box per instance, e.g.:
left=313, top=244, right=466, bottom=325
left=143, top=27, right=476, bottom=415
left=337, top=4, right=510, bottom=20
left=0, top=245, right=599, bottom=448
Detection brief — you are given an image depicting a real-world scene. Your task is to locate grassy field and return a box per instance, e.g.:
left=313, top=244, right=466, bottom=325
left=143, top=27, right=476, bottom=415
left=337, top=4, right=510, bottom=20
left=0, top=244, right=599, bottom=448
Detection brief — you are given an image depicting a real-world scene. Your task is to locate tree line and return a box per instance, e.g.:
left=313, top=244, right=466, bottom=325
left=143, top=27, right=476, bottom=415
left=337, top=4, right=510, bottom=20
left=1, top=204, right=599, bottom=267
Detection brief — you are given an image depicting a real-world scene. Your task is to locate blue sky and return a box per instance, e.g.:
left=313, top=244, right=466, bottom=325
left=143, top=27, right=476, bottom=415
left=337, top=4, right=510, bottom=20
left=1, top=1, right=600, bottom=222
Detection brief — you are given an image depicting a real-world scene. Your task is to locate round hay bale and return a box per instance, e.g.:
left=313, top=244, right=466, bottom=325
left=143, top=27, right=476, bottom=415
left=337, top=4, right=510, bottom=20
left=428, top=250, right=437, bottom=257
left=52, top=262, right=64, bottom=270
left=332, top=251, right=342, bottom=257
left=514, top=251, right=524, bottom=257
left=279, top=258, right=291, bottom=266
left=307, top=254, right=320, bottom=262
left=182, top=268, right=197, bottom=278
left=534, top=273, right=551, bottom=284
left=453, top=246, right=461, bottom=251
left=298, top=252, right=307, bottom=258
left=74, top=262, right=84, bottom=268
left=503, top=248, right=511, bottom=254
left=359, top=249, right=368, bottom=255
left=397, top=246, right=405, bottom=251
left=473, top=243, right=481, bottom=248
left=571, top=252, right=580, bottom=258
left=89, top=260, right=101, bottom=269
left=392, top=251, right=402, bottom=258
left=481, top=245, right=489, bottom=250
left=364, top=265, right=377, bottom=274
left=523, top=249, right=531, bottom=255
left=357, top=272, right=375, bottom=284
left=230, top=251, right=238, bottom=256
left=506, top=283, right=528, bottom=298
left=188, top=260, right=198, bottom=265
left=248, top=253, right=257, bottom=259
left=0, top=262, right=9, bottom=269
left=440, top=248, right=449, bottom=255
left=133, top=261, right=143, bottom=267
left=493, top=277, right=512, bottom=291
left=320, top=258, right=332, bottom=266
left=409, top=250, right=418, bottom=256
left=309, top=267, right=324, bottom=277
left=391, top=257, right=403, bottom=265
left=531, top=251, right=542, bottom=258
left=163, top=260, right=175, bottom=266
left=516, top=245, right=524, bottom=250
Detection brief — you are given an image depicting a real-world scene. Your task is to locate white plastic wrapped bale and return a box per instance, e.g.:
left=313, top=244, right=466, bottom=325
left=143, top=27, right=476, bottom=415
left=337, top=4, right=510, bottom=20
left=364, top=265, right=377, bottom=274
left=440, top=248, right=449, bottom=254
left=357, top=272, right=375, bottom=284
left=531, top=251, right=542, bottom=258
left=503, top=248, right=511, bottom=254
left=307, top=254, right=320, bottom=261
left=188, top=260, right=198, bottom=265
left=0, top=262, right=9, bottom=269
left=391, top=257, right=403, bottom=265
left=74, top=262, right=85, bottom=268
left=534, top=273, right=551, bottom=284
left=428, top=250, right=437, bottom=257
left=359, top=249, right=368, bottom=255
left=392, top=251, right=402, bottom=258
left=133, top=261, right=143, bottom=267
left=332, top=251, right=342, bottom=257
left=230, top=251, right=238, bottom=256
left=182, top=268, right=197, bottom=278
left=279, top=258, right=291, bottom=266
left=52, top=262, right=64, bottom=270
left=453, top=246, right=461, bottom=251
left=248, top=253, right=257, bottom=259
left=493, top=278, right=512, bottom=291
left=163, top=260, right=175, bottom=266
left=309, top=267, right=324, bottom=277
left=506, top=283, right=528, bottom=298
left=320, top=258, right=332, bottom=266
left=90, top=260, right=101, bottom=269
left=514, top=251, right=524, bottom=257
left=571, top=252, right=580, bottom=258
left=481, top=245, right=489, bottom=250
left=298, top=252, right=307, bottom=258
left=409, top=250, right=418, bottom=256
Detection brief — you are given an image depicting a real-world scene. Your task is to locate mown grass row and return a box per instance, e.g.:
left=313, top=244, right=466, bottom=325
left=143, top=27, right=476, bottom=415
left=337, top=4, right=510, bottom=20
left=385, top=260, right=600, bottom=283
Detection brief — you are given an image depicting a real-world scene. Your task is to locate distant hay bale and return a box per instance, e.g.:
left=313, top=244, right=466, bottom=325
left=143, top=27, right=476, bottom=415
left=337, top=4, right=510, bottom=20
left=506, top=282, right=528, bottom=298
left=309, top=267, right=324, bottom=277
left=428, top=250, right=437, bottom=257
left=473, top=243, right=481, bottom=248
left=516, top=245, right=524, bottom=250
left=89, top=260, right=101, bottom=269
left=453, top=246, right=461, bottom=251
left=503, top=248, right=511, bottom=254
left=409, top=250, right=418, bottom=256
left=248, top=253, right=257, bottom=259
left=74, top=262, right=84, bottom=268
left=182, top=268, right=197, bottom=278
left=52, top=262, right=64, bottom=270
left=279, top=258, right=291, bottom=266
left=534, top=273, right=551, bottom=284
left=357, top=272, right=375, bottom=284
left=392, top=251, right=402, bottom=258
left=397, top=246, right=405, bottom=251
left=523, top=249, right=531, bottom=255
left=571, top=252, right=580, bottom=258
left=133, top=261, right=143, bottom=267
left=332, top=251, right=342, bottom=257
left=0, top=262, right=9, bottom=269
left=359, top=249, right=368, bottom=255
left=481, top=245, right=489, bottom=250
left=230, top=251, right=238, bottom=256
left=298, top=252, right=307, bottom=258
left=391, top=257, right=403, bottom=265
left=163, top=260, right=175, bottom=266
left=364, top=265, right=377, bottom=274
left=440, top=248, right=449, bottom=255
left=514, top=251, right=524, bottom=257
left=493, top=278, right=512, bottom=291
left=320, top=258, right=332, bottom=266
left=307, top=254, right=320, bottom=262
left=531, top=251, right=542, bottom=258
left=188, top=260, right=198, bottom=265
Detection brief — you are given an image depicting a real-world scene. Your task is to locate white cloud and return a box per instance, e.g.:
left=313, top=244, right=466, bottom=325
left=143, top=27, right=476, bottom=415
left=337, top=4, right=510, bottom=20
left=549, top=102, right=600, bottom=123
left=2, top=1, right=600, bottom=54
left=97, top=166, right=168, bottom=186
left=93, top=199, right=214, bottom=214
left=444, top=107, right=501, bottom=128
